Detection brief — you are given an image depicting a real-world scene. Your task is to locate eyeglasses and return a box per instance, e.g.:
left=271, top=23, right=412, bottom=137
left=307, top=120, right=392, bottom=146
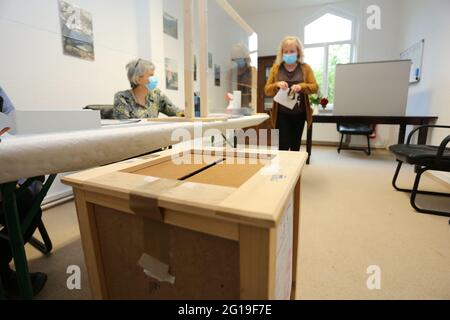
left=134, top=58, right=141, bottom=70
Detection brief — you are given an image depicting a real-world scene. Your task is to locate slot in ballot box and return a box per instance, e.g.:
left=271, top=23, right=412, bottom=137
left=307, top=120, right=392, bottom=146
left=62, top=147, right=307, bottom=300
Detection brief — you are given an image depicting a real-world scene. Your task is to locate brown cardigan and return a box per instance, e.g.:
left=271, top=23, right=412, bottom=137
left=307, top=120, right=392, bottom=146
left=264, top=63, right=319, bottom=128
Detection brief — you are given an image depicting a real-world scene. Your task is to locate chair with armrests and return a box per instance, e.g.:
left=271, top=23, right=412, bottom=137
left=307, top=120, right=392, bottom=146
left=389, top=125, right=450, bottom=218
left=29, top=221, right=53, bottom=255
left=8, top=176, right=54, bottom=256
left=337, top=123, right=375, bottom=155
left=83, top=105, right=115, bottom=120
left=1, top=89, right=52, bottom=257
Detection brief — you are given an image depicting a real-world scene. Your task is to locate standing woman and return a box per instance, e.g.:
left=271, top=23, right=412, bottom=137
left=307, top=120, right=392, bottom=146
left=264, top=36, right=318, bottom=151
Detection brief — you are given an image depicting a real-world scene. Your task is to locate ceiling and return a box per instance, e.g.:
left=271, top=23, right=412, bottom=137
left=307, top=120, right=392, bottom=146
left=227, top=0, right=346, bottom=16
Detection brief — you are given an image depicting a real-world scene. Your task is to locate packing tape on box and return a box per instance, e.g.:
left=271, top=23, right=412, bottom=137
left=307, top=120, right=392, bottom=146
left=137, top=253, right=175, bottom=285
left=129, top=176, right=184, bottom=221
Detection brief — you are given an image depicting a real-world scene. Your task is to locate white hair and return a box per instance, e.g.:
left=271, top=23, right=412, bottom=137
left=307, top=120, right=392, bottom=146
left=126, top=59, right=155, bottom=88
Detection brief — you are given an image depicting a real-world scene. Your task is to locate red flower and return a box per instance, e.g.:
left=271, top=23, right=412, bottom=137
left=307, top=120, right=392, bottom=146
left=320, top=98, right=329, bottom=106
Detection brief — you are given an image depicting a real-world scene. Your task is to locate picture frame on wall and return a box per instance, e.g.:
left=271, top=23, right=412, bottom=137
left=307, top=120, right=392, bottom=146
left=165, top=58, right=179, bottom=90
left=194, top=55, right=197, bottom=81
left=58, top=0, right=95, bottom=61
left=163, top=12, right=178, bottom=39
left=208, top=52, right=213, bottom=69
left=214, top=65, right=221, bottom=87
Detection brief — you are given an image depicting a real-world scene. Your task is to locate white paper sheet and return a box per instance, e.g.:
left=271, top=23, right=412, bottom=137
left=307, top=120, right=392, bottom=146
left=274, top=89, right=298, bottom=110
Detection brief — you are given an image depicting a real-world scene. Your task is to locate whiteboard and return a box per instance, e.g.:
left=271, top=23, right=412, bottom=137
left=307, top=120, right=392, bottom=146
left=333, top=60, right=411, bottom=116
left=400, top=39, right=425, bottom=83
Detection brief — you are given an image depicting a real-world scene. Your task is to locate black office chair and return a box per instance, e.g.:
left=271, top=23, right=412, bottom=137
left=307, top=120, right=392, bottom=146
left=84, top=105, right=115, bottom=119
left=29, top=221, right=53, bottom=255
left=0, top=176, right=54, bottom=256
left=389, top=125, right=450, bottom=218
left=337, top=124, right=374, bottom=155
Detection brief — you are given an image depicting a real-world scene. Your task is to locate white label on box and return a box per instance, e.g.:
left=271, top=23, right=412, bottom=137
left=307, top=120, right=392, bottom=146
left=275, top=195, right=294, bottom=300
left=144, top=176, right=160, bottom=183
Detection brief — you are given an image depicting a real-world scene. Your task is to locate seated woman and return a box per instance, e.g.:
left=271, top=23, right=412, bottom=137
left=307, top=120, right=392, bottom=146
left=113, top=59, right=183, bottom=119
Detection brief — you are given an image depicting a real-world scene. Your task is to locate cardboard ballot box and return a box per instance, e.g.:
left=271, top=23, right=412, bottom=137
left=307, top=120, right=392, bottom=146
left=62, top=147, right=307, bottom=300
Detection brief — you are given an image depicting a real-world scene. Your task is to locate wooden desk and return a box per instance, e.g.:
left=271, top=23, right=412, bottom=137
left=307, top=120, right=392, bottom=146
left=306, top=115, right=438, bottom=164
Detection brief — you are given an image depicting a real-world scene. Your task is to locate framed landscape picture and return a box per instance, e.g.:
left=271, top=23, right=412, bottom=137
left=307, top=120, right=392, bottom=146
left=163, top=12, right=178, bottom=39
left=58, top=0, right=95, bottom=61
left=165, top=58, right=179, bottom=90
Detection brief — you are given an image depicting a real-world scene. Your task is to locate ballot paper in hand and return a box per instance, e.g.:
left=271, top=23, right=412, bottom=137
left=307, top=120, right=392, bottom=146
left=274, top=89, right=298, bottom=110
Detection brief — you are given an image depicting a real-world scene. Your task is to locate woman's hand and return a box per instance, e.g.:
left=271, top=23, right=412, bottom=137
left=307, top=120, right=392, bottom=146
left=0, top=127, right=10, bottom=137
left=0, top=127, right=10, bottom=142
left=291, top=84, right=302, bottom=93
left=224, top=93, right=233, bottom=101
left=276, top=81, right=289, bottom=90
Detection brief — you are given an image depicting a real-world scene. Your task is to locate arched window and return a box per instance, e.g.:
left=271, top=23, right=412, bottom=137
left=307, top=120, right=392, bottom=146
left=304, top=12, right=356, bottom=105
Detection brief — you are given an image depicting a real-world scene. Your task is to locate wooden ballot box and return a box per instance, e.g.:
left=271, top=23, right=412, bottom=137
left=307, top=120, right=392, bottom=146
left=62, top=147, right=307, bottom=300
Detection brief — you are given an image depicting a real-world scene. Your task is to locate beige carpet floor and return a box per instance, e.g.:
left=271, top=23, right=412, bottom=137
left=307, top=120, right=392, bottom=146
left=21, top=146, right=450, bottom=300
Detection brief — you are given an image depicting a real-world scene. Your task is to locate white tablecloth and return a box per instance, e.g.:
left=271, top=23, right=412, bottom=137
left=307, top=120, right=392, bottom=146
left=0, top=114, right=269, bottom=183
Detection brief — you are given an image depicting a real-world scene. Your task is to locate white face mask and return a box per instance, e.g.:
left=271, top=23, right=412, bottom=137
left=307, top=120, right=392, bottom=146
left=283, top=53, right=297, bottom=65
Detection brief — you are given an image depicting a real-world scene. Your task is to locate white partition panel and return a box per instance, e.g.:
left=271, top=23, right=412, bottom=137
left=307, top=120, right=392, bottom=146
left=333, top=60, right=411, bottom=116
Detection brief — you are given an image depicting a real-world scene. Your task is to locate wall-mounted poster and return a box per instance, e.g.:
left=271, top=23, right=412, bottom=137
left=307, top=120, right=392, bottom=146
left=58, top=0, right=94, bottom=61
left=165, top=58, right=179, bottom=90
left=400, top=39, right=425, bottom=84
left=214, top=65, right=221, bottom=87
left=194, top=55, right=197, bottom=81
left=208, top=52, right=213, bottom=69
left=163, top=12, right=178, bottom=39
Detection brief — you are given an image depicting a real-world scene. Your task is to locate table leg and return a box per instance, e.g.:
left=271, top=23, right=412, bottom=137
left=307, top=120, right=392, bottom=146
left=0, top=269, right=5, bottom=299
left=306, top=124, right=313, bottom=165
left=417, top=121, right=429, bottom=145
left=1, top=183, right=33, bottom=299
left=398, top=124, right=407, bottom=144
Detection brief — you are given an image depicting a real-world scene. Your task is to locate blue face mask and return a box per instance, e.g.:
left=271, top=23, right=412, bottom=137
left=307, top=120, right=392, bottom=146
left=235, top=58, right=246, bottom=68
left=146, top=76, right=158, bottom=91
left=283, top=53, right=297, bottom=65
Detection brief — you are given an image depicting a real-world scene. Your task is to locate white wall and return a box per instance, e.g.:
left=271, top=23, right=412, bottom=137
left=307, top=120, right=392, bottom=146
left=398, top=0, right=450, bottom=183
left=357, top=0, right=401, bottom=62
left=398, top=0, right=450, bottom=138
left=356, top=0, right=403, bottom=147
left=0, top=0, right=152, bottom=201
left=0, top=0, right=151, bottom=109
